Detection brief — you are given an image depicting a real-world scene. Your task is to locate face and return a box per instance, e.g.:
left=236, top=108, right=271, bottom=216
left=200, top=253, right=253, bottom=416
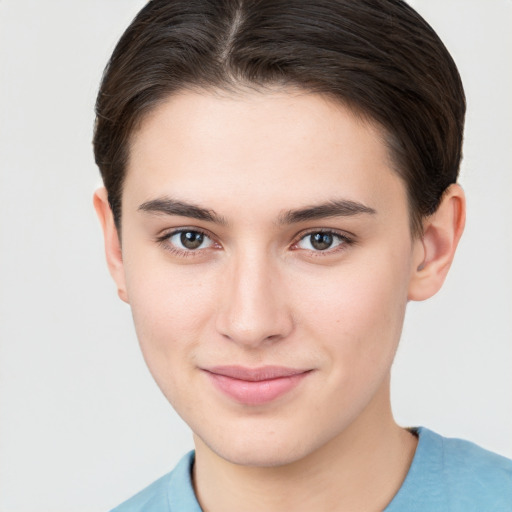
left=116, top=88, right=420, bottom=467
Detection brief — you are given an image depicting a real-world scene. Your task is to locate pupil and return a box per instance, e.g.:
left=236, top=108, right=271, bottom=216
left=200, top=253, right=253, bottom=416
left=311, top=233, right=333, bottom=250
left=181, top=231, right=203, bottom=249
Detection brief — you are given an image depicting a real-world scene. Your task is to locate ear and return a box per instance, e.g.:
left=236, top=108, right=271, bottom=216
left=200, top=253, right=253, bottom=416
left=408, top=184, right=466, bottom=301
left=93, top=187, right=129, bottom=303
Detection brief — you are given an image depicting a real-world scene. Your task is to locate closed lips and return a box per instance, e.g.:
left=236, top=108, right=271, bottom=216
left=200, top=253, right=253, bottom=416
left=203, top=366, right=313, bottom=405
left=204, top=365, right=311, bottom=380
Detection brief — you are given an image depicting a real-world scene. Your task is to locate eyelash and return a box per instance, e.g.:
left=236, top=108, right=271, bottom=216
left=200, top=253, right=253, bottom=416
left=155, top=228, right=355, bottom=259
left=291, top=229, right=355, bottom=256
left=155, top=227, right=217, bottom=258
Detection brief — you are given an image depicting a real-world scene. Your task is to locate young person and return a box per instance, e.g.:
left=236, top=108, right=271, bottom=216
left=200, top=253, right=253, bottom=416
left=93, top=1, right=512, bottom=510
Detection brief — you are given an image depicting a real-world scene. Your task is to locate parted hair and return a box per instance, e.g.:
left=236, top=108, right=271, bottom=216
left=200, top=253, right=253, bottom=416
left=93, top=0, right=465, bottom=235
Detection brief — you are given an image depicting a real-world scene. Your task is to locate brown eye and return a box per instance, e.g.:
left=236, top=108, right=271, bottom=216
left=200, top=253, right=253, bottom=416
left=296, top=231, right=350, bottom=252
left=166, top=230, right=214, bottom=251
left=310, top=233, right=334, bottom=250
left=180, top=231, right=204, bottom=249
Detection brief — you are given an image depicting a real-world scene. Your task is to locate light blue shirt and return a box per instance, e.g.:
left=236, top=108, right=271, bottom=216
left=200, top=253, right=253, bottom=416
left=110, top=427, right=512, bottom=511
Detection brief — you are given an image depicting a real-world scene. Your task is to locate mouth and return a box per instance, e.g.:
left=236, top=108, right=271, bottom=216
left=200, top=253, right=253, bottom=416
left=202, top=365, right=313, bottom=405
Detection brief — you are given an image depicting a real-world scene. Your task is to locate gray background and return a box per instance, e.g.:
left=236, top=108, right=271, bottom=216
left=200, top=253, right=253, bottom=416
left=0, top=1, right=511, bottom=510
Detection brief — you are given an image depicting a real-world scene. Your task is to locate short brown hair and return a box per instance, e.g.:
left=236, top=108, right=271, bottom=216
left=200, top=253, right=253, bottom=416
left=93, top=0, right=465, bottom=235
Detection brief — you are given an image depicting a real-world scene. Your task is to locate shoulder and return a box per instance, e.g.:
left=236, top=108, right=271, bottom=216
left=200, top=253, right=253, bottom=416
left=432, top=428, right=512, bottom=499
left=109, top=451, right=199, bottom=512
left=387, top=427, right=512, bottom=512
left=420, top=427, right=512, bottom=477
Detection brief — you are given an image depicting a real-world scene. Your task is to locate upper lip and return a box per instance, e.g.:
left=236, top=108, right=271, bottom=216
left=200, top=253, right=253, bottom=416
left=203, top=365, right=311, bottom=382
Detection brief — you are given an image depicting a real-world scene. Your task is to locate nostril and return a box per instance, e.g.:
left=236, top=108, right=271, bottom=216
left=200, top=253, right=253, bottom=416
left=216, top=312, right=293, bottom=347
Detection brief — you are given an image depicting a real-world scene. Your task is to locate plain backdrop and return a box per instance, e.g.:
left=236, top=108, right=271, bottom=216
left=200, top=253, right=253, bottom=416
left=0, top=1, right=511, bottom=511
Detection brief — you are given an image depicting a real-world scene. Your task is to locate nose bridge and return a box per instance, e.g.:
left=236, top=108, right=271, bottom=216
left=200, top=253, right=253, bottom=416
left=216, top=245, right=292, bottom=346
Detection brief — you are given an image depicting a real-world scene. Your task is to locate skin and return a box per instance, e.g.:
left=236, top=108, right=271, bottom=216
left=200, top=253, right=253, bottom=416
left=95, top=88, right=465, bottom=511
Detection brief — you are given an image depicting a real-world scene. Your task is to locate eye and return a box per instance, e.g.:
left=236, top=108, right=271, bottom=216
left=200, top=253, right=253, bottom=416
left=165, top=230, right=215, bottom=251
left=295, top=231, right=350, bottom=252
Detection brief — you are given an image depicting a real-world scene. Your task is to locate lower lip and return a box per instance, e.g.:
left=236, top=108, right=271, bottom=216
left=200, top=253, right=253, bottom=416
left=205, top=371, right=310, bottom=405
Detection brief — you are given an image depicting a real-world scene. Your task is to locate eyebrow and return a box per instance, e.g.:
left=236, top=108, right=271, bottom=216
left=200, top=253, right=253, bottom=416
left=138, top=197, right=376, bottom=225
left=277, top=199, right=376, bottom=224
left=138, top=198, right=228, bottom=225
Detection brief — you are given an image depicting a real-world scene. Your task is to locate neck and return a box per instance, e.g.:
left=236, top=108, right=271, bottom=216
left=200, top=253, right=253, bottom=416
left=192, top=377, right=417, bottom=512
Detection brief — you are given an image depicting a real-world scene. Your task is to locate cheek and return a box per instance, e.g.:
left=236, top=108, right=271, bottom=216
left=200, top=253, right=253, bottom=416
left=292, top=255, right=410, bottom=375
left=124, top=258, right=218, bottom=384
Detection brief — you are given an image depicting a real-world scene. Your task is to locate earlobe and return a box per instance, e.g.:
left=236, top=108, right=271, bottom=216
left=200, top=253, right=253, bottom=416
left=93, top=188, right=129, bottom=303
left=408, top=184, right=466, bottom=301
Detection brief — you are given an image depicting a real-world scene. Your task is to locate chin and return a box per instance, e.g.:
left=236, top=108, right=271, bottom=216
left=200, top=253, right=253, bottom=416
left=198, top=425, right=323, bottom=468
left=217, top=445, right=306, bottom=468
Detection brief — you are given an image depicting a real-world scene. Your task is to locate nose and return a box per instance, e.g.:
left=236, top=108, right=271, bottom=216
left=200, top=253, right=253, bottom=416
left=215, top=249, right=294, bottom=348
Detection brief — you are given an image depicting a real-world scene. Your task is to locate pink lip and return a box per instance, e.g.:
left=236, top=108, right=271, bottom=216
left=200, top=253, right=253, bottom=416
left=203, top=365, right=312, bottom=405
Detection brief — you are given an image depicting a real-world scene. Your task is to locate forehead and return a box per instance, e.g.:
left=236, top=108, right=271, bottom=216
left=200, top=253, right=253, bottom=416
left=124, top=88, right=407, bottom=221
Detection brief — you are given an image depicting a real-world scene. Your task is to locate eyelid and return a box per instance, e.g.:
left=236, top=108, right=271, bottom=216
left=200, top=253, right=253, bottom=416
left=155, top=226, right=355, bottom=259
left=155, top=226, right=221, bottom=257
left=290, top=228, right=356, bottom=254
left=156, top=226, right=211, bottom=242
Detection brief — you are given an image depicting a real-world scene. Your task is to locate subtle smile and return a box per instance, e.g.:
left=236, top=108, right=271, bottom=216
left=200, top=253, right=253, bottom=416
left=202, top=366, right=313, bottom=405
